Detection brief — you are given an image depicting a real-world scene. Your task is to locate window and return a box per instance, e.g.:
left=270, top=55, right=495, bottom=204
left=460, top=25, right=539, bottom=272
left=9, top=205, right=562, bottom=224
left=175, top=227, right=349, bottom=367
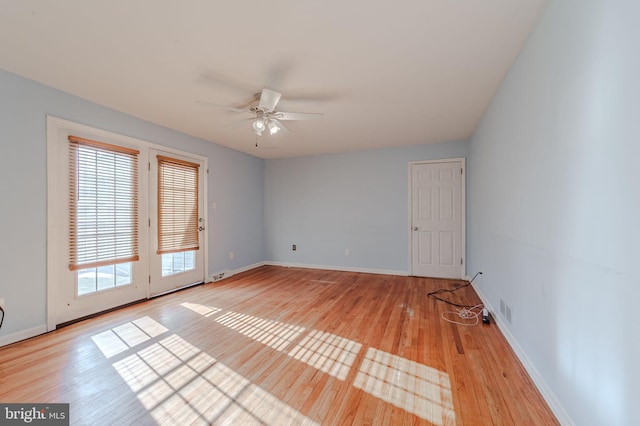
left=157, top=155, right=200, bottom=277
left=161, top=251, right=195, bottom=277
left=77, top=263, right=132, bottom=296
left=157, top=155, right=200, bottom=254
left=69, top=136, right=139, bottom=295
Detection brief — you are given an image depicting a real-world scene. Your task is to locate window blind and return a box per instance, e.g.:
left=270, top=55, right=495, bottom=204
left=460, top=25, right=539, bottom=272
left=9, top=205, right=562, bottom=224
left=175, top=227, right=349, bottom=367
left=68, top=136, right=140, bottom=271
left=157, top=155, right=200, bottom=254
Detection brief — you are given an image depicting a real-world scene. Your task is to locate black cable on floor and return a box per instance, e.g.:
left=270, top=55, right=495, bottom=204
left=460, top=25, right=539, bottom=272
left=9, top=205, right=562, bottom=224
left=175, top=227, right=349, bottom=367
left=427, top=271, right=482, bottom=308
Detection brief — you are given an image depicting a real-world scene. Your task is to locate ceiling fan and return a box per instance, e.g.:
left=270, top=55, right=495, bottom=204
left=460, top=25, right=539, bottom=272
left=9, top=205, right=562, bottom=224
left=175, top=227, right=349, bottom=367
left=197, top=88, right=323, bottom=136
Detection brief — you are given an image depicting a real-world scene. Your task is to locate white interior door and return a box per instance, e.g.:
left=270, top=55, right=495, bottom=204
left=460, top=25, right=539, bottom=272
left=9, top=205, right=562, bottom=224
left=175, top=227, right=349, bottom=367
left=410, top=159, right=465, bottom=279
left=149, top=149, right=205, bottom=296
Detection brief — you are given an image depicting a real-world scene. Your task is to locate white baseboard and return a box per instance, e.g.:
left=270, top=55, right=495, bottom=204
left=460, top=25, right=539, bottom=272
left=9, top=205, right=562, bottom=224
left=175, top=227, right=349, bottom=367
left=265, top=261, right=408, bottom=277
left=231, top=262, right=267, bottom=275
left=209, top=261, right=267, bottom=282
left=471, top=284, right=574, bottom=426
left=0, top=324, right=48, bottom=348
left=233, top=261, right=267, bottom=275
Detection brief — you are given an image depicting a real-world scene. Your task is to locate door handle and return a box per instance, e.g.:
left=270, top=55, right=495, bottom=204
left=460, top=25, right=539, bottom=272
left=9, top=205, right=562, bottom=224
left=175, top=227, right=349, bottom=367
left=199, top=226, right=205, bottom=231
left=412, top=226, right=418, bottom=231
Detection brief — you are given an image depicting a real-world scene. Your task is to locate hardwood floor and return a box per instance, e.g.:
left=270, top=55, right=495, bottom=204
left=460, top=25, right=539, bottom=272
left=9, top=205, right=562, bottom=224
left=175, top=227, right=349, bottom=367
left=0, top=266, right=558, bottom=425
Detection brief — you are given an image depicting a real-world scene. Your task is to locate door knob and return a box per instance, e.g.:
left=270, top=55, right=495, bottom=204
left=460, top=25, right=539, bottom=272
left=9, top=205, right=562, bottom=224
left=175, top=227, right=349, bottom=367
left=412, top=226, right=418, bottom=231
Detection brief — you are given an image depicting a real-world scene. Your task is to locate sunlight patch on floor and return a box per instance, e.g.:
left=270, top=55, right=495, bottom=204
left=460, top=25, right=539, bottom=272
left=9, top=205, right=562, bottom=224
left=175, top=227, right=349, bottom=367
left=288, top=330, right=362, bottom=381
left=188, top=305, right=364, bottom=383
left=97, top=318, right=318, bottom=425
left=354, top=347, right=455, bottom=425
left=181, top=301, right=459, bottom=421
left=180, top=302, right=222, bottom=317
left=215, top=311, right=306, bottom=351
left=91, top=316, right=169, bottom=358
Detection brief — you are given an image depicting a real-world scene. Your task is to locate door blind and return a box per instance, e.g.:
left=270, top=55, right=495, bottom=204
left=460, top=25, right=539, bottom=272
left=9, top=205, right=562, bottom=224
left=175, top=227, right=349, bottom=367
left=68, top=136, right=140, bottom=271
left=157, top=155, right=200, bottom=254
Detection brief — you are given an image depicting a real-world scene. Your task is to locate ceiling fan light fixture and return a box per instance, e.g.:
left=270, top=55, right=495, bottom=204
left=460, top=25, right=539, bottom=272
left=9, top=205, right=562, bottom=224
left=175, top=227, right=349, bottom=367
left=252, top=117, right=265, bottom=135
left=198, top=88, right=321, bottom=138
left=268, top=120, right=281, bottom=135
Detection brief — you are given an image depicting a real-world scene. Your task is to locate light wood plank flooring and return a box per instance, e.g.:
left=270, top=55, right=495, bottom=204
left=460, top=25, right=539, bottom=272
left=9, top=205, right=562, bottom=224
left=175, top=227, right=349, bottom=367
left=0, top=266, right=558, bottom=425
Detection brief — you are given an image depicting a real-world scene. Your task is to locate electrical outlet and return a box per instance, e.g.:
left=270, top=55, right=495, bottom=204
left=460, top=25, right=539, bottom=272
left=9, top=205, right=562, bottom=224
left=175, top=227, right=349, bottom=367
left=0, top=297, right=5, bottom=310
left=500, top=299, right=506, bottom=316
left=345, top=248, right=350, bottom=256
left=229, top=251, right=234, bottom=260
left=292, top=244, right=296, bottom=251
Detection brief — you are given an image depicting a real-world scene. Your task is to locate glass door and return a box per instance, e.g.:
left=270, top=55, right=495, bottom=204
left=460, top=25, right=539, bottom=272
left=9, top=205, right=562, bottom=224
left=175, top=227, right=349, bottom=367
left=56, top=135, right=148, bottom=325
left=149, top=149, right=205, bottom=295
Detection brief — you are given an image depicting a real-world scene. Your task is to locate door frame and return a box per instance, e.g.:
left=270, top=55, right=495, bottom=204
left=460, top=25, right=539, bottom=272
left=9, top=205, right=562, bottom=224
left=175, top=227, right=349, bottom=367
left=407, top=158, right=466, bottom=278
left=46, top=116, right=208, bottom=330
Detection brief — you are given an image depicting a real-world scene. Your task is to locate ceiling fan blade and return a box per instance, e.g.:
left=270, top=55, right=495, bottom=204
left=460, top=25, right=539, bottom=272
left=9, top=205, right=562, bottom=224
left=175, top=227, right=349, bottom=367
left=271, top=118, right=291, bottom=134
left=258, top=88, right=282, bottom=112
left=195, top=100, right=251, bottom=114
left=274, top=111, right=324, bottom=121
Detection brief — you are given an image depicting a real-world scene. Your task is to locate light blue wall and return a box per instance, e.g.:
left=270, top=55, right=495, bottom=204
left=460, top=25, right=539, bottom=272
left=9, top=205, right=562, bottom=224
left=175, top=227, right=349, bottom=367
left=0, top=69, right=265, bottom=338
left=265, top=141, right=469, bottom=273
left=468, top=1, right=640, bottom=424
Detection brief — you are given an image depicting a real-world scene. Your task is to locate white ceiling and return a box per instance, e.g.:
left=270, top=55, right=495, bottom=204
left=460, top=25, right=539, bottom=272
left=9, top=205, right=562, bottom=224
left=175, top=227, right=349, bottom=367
left=0, top=0, right=546, bottom=159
